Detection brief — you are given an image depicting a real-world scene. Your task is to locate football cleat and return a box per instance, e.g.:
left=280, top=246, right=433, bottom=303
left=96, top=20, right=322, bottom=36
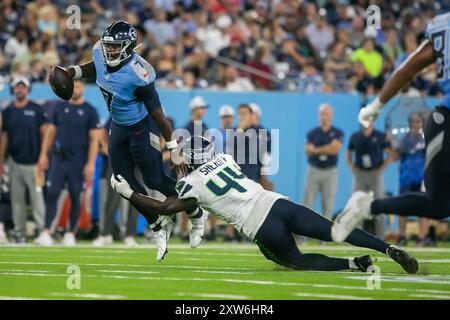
left=189, top=209, right=207, bottom=249
left=123, top=236, right=138, bottom=247
left=0, top=231, right=7, bottom=245
left=387, top=245, right=419, bottom=274
left=152, top=216, right=175, bottom=262
left=331, top=191, right=373, bottom=242
left=353, top=255, right=375, bottom=272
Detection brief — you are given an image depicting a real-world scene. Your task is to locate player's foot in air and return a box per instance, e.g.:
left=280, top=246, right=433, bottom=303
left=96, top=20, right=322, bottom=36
left=34, top=231, right=54, bottom=246
left=331, top=191, right=373, bottom=242
left=353, top=255, right=375, bottom=272
left=189, top=210, right=207, bottom=249
left=386, top=245, right=418, bottom=274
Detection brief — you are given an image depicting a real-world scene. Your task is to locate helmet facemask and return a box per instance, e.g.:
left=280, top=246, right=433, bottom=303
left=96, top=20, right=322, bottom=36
left=101, top=37, right=132, bottom=67
left=183, top=138, right=215, bottom=171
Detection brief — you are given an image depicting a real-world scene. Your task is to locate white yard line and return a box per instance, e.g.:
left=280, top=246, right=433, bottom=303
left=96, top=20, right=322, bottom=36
left=176, top=292, right=249, bottom=299
left=49, top=293, right=127, bottom=299
left=409, top=294, right=450, bottom=299
left=294, top=293, right=372, bottom=300
left=192, top=270, right=255, bottom=275
left=345, top=275, right=450, bottom=285
left=96, top=270, right=160, bottom=274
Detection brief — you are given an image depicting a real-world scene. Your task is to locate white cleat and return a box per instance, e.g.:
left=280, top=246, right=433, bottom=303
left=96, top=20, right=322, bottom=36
left=189, top=211, right=207, bottom=249
left=34, top=231, right=54, bottom=246
left=331, top=191, right=374, bottom=242
left=123, top=236, right=138, bottom=247
left=62, top=232, right=76, bottom=246
left=153, top=216, right=175, bottom=262
left=92, top=235, right=113, bottom=247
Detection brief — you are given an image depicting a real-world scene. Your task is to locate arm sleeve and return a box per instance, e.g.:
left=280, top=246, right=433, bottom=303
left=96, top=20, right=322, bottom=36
left=175, top=179, right=200, bottom=200
left=134, top=82, right=162, bottom=114
left=1, top=110, right=8, bottom=131
left=306, top=130, right=314, bottom=144
left=50, top=105, right=59, bottom=127
left=37, top=106, right=47, bottom=127
left=336, top=129, right=344, bottom=142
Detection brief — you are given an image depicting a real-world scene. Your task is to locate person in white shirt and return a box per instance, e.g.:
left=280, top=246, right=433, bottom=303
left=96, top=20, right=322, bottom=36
left=111, top=136, right=418, bottom=273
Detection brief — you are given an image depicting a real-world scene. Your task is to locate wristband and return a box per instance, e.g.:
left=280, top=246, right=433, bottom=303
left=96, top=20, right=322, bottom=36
left=72, top=65, right=82, bottom=79
left=368, top=97, right=384, bottom=112
left=166, top=139, right=178, bottom=150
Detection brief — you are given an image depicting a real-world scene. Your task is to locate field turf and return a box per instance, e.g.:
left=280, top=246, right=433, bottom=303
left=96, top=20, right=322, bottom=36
left=0, top=241, right=450, bottom=300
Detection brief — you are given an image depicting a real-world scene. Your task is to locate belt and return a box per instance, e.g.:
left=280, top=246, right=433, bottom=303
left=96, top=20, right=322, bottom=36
left=310, top=164, right=337, bottom=170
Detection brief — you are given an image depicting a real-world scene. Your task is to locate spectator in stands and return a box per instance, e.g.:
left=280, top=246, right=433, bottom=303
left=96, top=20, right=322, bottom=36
left=4, top=26, right=29, bottom=68
left=347, top=122, right=395, bottom=239
left=298, top=63, right=323, bottom=94
left=0, top=76, right=47, bottom=243
left=324, top=41, right=352, bottom=91
left=246, top=44, right=272, bottom=90
left=143, top=8, right=176, bottom=46
left=351, top=38, right=383, bottom=79
left=305, top=11, right=335, bottom=52
left=303, top=104, right=343, bottom=220
left=218, top=34, right=247, bottom=64
left=35, top=80, right=100, bottom=246
left=224, top=65, right=255, bottom=92
left=382, top=28, right=403, bottom=65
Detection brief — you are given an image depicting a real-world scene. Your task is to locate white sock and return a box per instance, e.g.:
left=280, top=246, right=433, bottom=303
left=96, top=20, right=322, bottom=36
left=348, top=259, right=358, bottom=270
left=0, top=223, right=4, bottom=233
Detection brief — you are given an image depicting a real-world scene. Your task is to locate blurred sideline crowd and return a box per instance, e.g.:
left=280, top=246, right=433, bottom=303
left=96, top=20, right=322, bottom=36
left=0, top=0, right=448, bottom=95
left=0, top=76, right=445, bottom=247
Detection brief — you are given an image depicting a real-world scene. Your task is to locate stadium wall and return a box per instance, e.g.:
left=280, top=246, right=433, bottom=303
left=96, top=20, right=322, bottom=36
left=0, top=85, right=442, bottom=226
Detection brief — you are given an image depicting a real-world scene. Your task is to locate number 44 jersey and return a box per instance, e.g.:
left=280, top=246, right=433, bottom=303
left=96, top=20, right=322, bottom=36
left=176, top=153, right=287, bottom=240
left=426, top=12, right=450, bottom=109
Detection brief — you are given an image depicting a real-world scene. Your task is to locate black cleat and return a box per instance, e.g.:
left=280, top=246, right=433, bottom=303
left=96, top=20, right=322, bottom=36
left=353, top=255, right=374, bottom=272
left=387, top=245, right=419, bottom=274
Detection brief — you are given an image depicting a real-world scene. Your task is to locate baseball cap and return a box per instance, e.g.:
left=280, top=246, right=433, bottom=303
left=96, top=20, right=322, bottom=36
left=11, top=76, right=30, bottom=88
left=189, top=96, right=209, bottom=110
left=249, top=103, right=262, bottom=117
left=219, top=105, right=235, bottom=117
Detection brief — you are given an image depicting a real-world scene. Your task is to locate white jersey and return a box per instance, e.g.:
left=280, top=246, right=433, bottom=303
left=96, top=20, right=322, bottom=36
left=175, top=153, right=287, bottom=240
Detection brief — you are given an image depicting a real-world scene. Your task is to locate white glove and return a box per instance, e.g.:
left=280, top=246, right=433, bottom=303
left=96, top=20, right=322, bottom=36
left=110, top=174, right=133, bottom=199
left=358, top=97, right=384, bottom=128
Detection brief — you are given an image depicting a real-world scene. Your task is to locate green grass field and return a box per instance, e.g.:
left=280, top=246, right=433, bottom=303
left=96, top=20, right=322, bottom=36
left=0, top=241, right=450, bottom=300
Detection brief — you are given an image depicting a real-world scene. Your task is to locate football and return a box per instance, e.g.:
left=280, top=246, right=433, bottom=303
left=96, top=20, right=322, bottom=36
left=49, top=65, right=74, bottom=100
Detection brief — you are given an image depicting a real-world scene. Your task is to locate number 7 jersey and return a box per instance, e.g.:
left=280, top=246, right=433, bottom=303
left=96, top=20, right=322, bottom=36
left=176, top=153, right=287, bottom=240
left=92, top=41, right=157, bottom=126
left=426, top=12, right=450, bottom=109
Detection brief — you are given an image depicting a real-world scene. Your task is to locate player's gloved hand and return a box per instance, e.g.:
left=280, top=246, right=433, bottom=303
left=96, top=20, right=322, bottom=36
left=110, top=174, right=133, bottom=199
left=358, top=97, right=384, bottom=128
left=168, top=138, right=189, bottom=177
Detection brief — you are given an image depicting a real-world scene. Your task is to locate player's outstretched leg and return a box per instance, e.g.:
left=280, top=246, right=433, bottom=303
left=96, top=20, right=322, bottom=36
left=273, top=199, right=418, bottom=274
left=253, top=201, right=378, bottom=272
left=333, top=107, right=450, bottom=246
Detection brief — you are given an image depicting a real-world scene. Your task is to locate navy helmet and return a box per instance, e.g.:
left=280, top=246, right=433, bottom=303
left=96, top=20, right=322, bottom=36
left=182, top=136, right=215, bottom=171
left=101, top=21, right=138, bottom=67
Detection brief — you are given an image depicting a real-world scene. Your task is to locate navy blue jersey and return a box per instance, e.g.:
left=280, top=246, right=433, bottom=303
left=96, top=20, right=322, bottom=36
left=397, top=132, right=425, bottom=188
left=425, top=13, right=450, bottom=109
left=51, top=102, right=100, bottom=163
left=307, top=126, right=344, bottom=168
left=1, top=102, right=47, bottom=164
left=348, top=129, right=390, bottom=170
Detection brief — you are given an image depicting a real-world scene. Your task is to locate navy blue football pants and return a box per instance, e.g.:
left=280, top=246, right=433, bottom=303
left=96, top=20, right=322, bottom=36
left=371, top=106, right=450, bottom=219
left=45, top=158, right=84, bottom=232
left=108, top=116, right=177, bottom=226
left=254, top=199, right=390, bottom=271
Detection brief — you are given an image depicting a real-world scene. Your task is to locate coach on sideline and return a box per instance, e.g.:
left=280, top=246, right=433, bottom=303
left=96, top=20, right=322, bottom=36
left=303, top=103, right=343, bottom=220
left=0, top=76, right=47, bottom=243
left=35, top=80, right=101, bottom=246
